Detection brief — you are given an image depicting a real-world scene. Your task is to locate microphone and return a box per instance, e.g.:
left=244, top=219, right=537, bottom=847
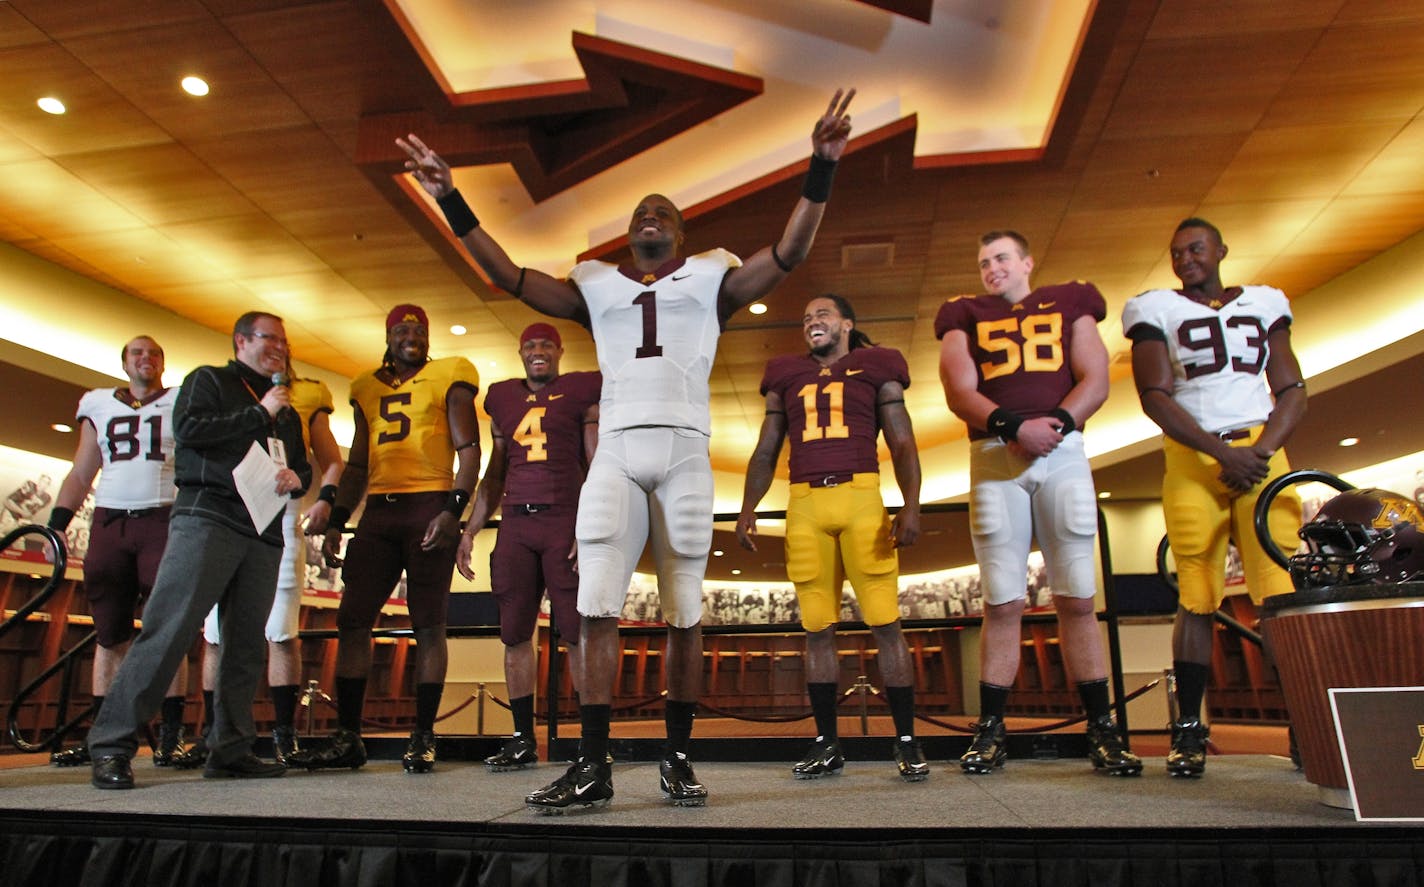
left=271, top=372, right=290, bottom=388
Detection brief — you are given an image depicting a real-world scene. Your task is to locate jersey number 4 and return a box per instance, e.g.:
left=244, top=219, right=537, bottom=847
left=512, top=408, right=549, bottom=462
left=797, top=382, right=850, bottom=442
left=106, top=415, right=165, bottom=462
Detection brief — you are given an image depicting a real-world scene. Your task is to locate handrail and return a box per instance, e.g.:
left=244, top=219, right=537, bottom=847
left=0, top=524, right=83, bottom=754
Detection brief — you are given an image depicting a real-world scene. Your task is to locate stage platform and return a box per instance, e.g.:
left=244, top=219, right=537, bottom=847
left=1, top=745, right=1418, bottom=887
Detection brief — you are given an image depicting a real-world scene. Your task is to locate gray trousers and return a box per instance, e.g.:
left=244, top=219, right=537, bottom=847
left=88, top=514, right=280, bottom=766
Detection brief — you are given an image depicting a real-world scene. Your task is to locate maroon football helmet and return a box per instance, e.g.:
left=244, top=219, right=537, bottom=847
left=1290, top=488, right=1424, bottom=587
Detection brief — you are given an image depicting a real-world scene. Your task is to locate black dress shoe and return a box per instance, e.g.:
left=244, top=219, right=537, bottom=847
left=92, top=754, right=135, bottom=790
left=203, top=754, right=287, bottom=779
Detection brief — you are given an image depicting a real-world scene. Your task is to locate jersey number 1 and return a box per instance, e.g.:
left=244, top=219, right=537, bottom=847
left=633, top=292, right=663, bottom=358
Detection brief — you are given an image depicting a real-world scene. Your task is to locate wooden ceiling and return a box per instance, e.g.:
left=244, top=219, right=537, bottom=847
left=1, top=0, right=1423, bottom=561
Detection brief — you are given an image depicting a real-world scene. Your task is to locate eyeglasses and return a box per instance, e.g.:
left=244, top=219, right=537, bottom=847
left=249, top=331, right=289, bottom=347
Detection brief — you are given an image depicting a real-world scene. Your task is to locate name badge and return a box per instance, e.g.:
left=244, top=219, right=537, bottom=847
left=267, top=437, right=287, bottom=469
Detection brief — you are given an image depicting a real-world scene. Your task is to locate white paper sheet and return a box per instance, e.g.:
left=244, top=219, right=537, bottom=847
left=234, top=441, right=287, bottom=533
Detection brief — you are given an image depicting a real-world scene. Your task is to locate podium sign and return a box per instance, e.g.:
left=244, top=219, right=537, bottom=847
left=1329, top=686, right=1424, bottom=821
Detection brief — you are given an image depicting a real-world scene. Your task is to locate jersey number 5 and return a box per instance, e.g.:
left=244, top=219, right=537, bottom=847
left=512, top=408, right=549, bottom=462
left=106, top=415, right=165, bottom=462
left=377, top=393, right=412, bottom=444
left=977, top=313, right=1063, bottom=380
left=797, top=382, right=850, bottom=442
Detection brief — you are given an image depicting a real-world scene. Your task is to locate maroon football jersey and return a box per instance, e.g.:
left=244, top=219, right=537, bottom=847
left=760, top=346, right=909, bottom=483
left=933, top=281, right=1106, bottom=440
left=483, top=371, right=601, bottom=506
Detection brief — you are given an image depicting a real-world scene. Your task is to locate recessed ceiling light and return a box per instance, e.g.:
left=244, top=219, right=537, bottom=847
left=488, top=361, right=498, bottom=368
left=37, top=97, right=66, bottom=115
left=712, top=549, right=723, bottom=557
left=450, top=324, right=467, bottom=336
left=730, top=569, right=741, bottom=575
left=181, top=76, right=210, bottom=97
left=1338, top=437, right=1359, bottom=447
left=748, top=303, right=768, bottom=315
left=1097, top=491, right=1111, bottom=499
left=51, top=423, right=73, bottom=433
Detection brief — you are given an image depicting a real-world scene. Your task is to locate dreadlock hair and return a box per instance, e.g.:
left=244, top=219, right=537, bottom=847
left=821, top=293, right=876, bottom=351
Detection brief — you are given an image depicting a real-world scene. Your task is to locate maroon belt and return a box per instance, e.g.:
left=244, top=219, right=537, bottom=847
left=1216, top=428, right=1253, bottom=442
left=806, top=473, right=857, bottom=488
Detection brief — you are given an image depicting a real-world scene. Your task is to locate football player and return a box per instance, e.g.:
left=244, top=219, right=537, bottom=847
left=45, top=336, right=189, bottom=768
left=737, top=294, right=927, bottom=782
left=1123, top=218, right=1307, bottom=777
left=294, top=305, right=481, bottom=775
left=937, top=230, right=1141, bottom=777
left=398, top=88, right=856, bottom=812
left=457, top=323, right=600, bottom=773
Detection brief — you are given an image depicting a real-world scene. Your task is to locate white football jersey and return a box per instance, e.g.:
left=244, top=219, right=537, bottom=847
left=569, top=248, right=741, bottom=435
left=76, top=387, right=178, bottom=509
left=1121, top=285, right=1292, bottom=433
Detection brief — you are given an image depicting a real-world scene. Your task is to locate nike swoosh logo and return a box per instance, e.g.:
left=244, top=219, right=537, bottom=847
left=548, top=394, right=564, bottom=400
left=671, top=274, right=691, bottom=281
left=1237, top=300, right=1253, bottom=306
left=574, top=781, right=597, bottom=796
left=1038, top=301, right=1056, bottom=308
left=845, top=369, right=864, bottom=375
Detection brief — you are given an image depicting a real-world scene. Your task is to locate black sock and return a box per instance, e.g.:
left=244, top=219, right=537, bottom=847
left=414, top=682, right=443, bottom=732
left=885, top=685, right=915, bottom=739
left=1077, top=678, right=1111, bottom=721
left=664, top=700, right=697, bottom=757
left=160, top=695, right=185, bottom=727
left=1173, top=660, right=1210, bottom=722
left=270, top=684, right=298, bottom=730
left=979, top=682, right=1011, bottom=720
left=579, top=704, right=611, bottom=763
left=202, top=690, right=215, bottom=733
left=807, top=682, right=839, bottom=741
left=510, top=694, right=535, bottom=737
left=335, top=677, right=367, bottom=733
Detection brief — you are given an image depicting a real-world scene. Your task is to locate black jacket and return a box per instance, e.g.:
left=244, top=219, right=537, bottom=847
left=171, top=359, right=312, bottom=545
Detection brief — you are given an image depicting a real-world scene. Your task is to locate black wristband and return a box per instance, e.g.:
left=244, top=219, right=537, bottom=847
left=1050, top=408, right=1077, bottom=436
left=436, top=189, right=480, bottom=238
left=445, top=488, right=471, bottom=517
left=802, top=154, right=837, bottom=203
left=986, top=407, right=1024, bottom=443
left=328, top=505, right=352, bottom=533
left=47, top=506, right=75, bottom=532
left=317, top=484, right=338, bottom=505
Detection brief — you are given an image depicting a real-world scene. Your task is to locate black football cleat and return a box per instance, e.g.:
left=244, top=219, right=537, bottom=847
left=1166, top=719, right=1209, bottom=778
left=152, top=723, right=189, bottom=768
left=171, top=727, right=209, bottom=770
left=272, top=726, right=300, bottom=766
left=960, top=715, right=1007, bottom=774
left=402, top=729, right=437, bottom=774
left=51, top=744, right=91, bottom=768
left=287, top=727, right=367, bottom=771
left=659, top=752, right=708, bottom=807
left=792, top=738, right=845, bottom=779
left=1085, top=715, right=1143, bottom=776
left=525, top=758, right=613, bottom=815
left=893, top=738, right=930, bottom=782
left=485, top=734, right=538, bottom=772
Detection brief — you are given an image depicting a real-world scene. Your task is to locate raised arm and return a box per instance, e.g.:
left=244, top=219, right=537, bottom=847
left=878, top=381, right=921, bottom=549
left=720, top=89, right=855, bottom=317
left=735, top=390, right=789, bottom=552
left=397, top=134, right=586, bottom=321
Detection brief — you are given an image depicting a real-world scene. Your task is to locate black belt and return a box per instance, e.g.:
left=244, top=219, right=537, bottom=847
left=372, top=491, right=443, bottom=504
left=94, top=506, right=167, bottom=526
left=1215, top=428, right=1253, bottom=442
left=806, top=473, right=857, bottom=489
left=510, top=504, right=553, bottom=514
